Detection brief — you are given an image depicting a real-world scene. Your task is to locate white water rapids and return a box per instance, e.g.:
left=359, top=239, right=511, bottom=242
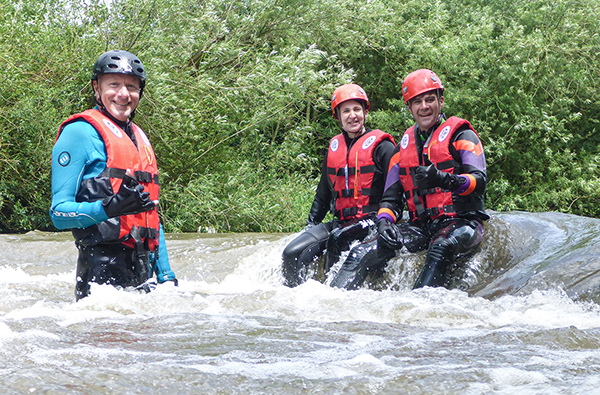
left=1, top=211, right=599, bottom=394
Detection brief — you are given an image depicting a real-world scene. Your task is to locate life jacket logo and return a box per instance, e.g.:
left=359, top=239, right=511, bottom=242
left=439, top=126, right=451, bottom=142
left=401, top=134, right=410, bottom=150
left=362, top=135, right=376, bottom=150
left=330, top=138, right=339, bottom=152
left=58, top=151, right=70, bottom=167
left=139, top=129, right=151, bottom=147
left=102, top=119, right=123, bottom=138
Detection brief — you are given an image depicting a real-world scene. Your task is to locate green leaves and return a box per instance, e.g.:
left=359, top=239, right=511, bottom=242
left=1, top=0, right=599, bottom=232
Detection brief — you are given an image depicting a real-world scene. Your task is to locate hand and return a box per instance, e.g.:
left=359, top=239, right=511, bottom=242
left=413, top=164, right=452, bottom=190
left=102, top=171, right=155, bottom=218
left=163, top=278, right=179, bottom=286
left=135, top=278, right=157, bottom=293
left=377, top=218, right=403, bottom=251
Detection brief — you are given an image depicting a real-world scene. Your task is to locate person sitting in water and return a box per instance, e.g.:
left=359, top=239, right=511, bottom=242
left=50, top=50, right=177, bottom=300
left=282, top=84, right=396, bottom=289
left=376, top=69, right=490, bottom=289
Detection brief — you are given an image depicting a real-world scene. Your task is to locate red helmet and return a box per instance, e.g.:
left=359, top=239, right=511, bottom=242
left=331, top=84, right=370, bottom=119
left=401, top=69, right=444, bottom=104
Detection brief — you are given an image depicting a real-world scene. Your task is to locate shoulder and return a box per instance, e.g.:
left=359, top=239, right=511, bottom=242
left=367, top=129, right=393, bottom=139
left=329, top=132, right=344, bottom=142
left=451, top=126, right=480, bottom=144
left=326, top=133, right=344, bottom=154
left=59, top=119, right=101, bottom=140
left=374, top=138, right=396, bottom=152
left=56, top=119, right=105, bottom=153
left=362, top=129, right=394, bottom=148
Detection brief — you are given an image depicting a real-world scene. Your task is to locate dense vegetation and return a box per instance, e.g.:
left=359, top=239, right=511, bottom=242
left=0, top=0, right=599, bottom=233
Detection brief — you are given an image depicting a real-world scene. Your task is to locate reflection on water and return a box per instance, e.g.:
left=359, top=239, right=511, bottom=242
left=0, top=211, right=599, bottom=394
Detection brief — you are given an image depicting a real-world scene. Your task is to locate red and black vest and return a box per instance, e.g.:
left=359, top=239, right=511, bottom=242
left=327, top=129, right=394, bottom=220
left=397, top=116, right=481, bottom=221
left=57, top=109, right=160, bottom=250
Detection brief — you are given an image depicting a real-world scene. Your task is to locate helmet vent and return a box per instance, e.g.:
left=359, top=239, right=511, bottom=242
left=91, top=50, right=146, bottom=83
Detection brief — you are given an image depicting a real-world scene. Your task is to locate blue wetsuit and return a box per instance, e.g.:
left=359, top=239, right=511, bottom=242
left=50, top=116, right=176, bottom=295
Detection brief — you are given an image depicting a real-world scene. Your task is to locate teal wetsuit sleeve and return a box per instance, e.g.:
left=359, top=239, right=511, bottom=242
left=49, top=121, right=110, bottom=229
left=154, top=224, right=177, bottom=283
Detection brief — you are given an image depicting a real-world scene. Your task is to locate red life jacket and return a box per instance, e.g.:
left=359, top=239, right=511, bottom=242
left=327, top=129, right=394, bottom=220
left=57, top=109, right=160, bottom=250
left=397, top=116, right=476, bottom=221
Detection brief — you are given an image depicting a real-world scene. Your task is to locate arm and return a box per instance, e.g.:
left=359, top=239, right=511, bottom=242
left=412, top=127, right=487, bottom=196
left=376, top=145, right=405, bottom=250
left=449, top=128, right=487, bottom=196
left=377, top=147, right=405, bottom=223
left=373, top=139, right=396, bottom=187
left=306, top=152, right=333, bottom=225
left=153, top=224, right=177, bottom=283
left=49, top=121, right=110, bottom=229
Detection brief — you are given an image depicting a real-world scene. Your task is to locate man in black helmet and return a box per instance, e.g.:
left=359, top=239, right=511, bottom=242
left=50, top=50, right=178, bottom=300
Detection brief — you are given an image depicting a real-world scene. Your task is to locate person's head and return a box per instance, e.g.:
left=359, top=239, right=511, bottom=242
left=402, top=69, right=444, bottom=131
left=91, top=50, right=146, bottom=122
left=331, top=84, right=370, bottom=136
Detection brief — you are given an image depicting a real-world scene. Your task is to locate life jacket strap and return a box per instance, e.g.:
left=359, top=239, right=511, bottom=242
left=409, top=204, right=455, bottom=221
left=105, top=167, right=159, bottom=185
left=335, top=188, right=373, bottom=199
left=336, top=204, right=379, bottom=220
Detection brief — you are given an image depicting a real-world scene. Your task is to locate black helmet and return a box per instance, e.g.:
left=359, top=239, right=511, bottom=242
left=91, top=50, right=146, bottom=91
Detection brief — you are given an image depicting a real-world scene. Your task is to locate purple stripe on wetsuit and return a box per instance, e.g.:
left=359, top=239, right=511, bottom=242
left=384, top=164, right=400, bottom=192
left=459, top=150, right=486, bottom=171
left=378, top=211, right=395, bottom=223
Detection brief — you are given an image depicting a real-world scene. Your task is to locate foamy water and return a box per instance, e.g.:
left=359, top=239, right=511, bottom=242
left=1, top=212, right=599, bottom=394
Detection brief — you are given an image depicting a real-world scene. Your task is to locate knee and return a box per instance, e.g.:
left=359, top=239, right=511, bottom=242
left=282, top=243, right=301, bottom=263
left=341, top=241, right=378, bottom=271
left=429, top=236, right=459, bottom=259
left=283, top=233, right=315, bottom=263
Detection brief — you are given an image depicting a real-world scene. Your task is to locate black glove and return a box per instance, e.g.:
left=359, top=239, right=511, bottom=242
left=102, top=173, right=155, bottom=218
left=163, top=278, right=179, bottom=286
left=377, top=218, right=403, bottom=251
left=413, top=163, right=454, bottom=190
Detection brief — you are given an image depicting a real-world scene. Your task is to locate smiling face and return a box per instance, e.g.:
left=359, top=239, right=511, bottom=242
left=93, top=74, right=141, bottom=122
left=339, top=100, right=366, bottom=137
left=408, top=91, right=444, bottom=131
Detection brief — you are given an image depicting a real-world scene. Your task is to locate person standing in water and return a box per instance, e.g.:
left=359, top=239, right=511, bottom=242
left=282, top=84, right=395, bottom=288
left=50, top=50, right=177, bottom=300
left=376, top=69, right=489, bottom=289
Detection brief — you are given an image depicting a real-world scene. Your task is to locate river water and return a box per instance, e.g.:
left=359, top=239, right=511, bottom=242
left=1, top=211, right=599, bottom=394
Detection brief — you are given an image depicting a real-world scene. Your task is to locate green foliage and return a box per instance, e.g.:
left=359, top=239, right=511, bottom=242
left=161, top=162, right=318, bottom=233
left=0, top=0, right=99, bottom=231
left=1, top=0, right=599, bottom=232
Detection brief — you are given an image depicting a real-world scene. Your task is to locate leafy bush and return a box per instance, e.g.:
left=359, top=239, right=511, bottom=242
left=0, top=0, right=599, bottom=232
